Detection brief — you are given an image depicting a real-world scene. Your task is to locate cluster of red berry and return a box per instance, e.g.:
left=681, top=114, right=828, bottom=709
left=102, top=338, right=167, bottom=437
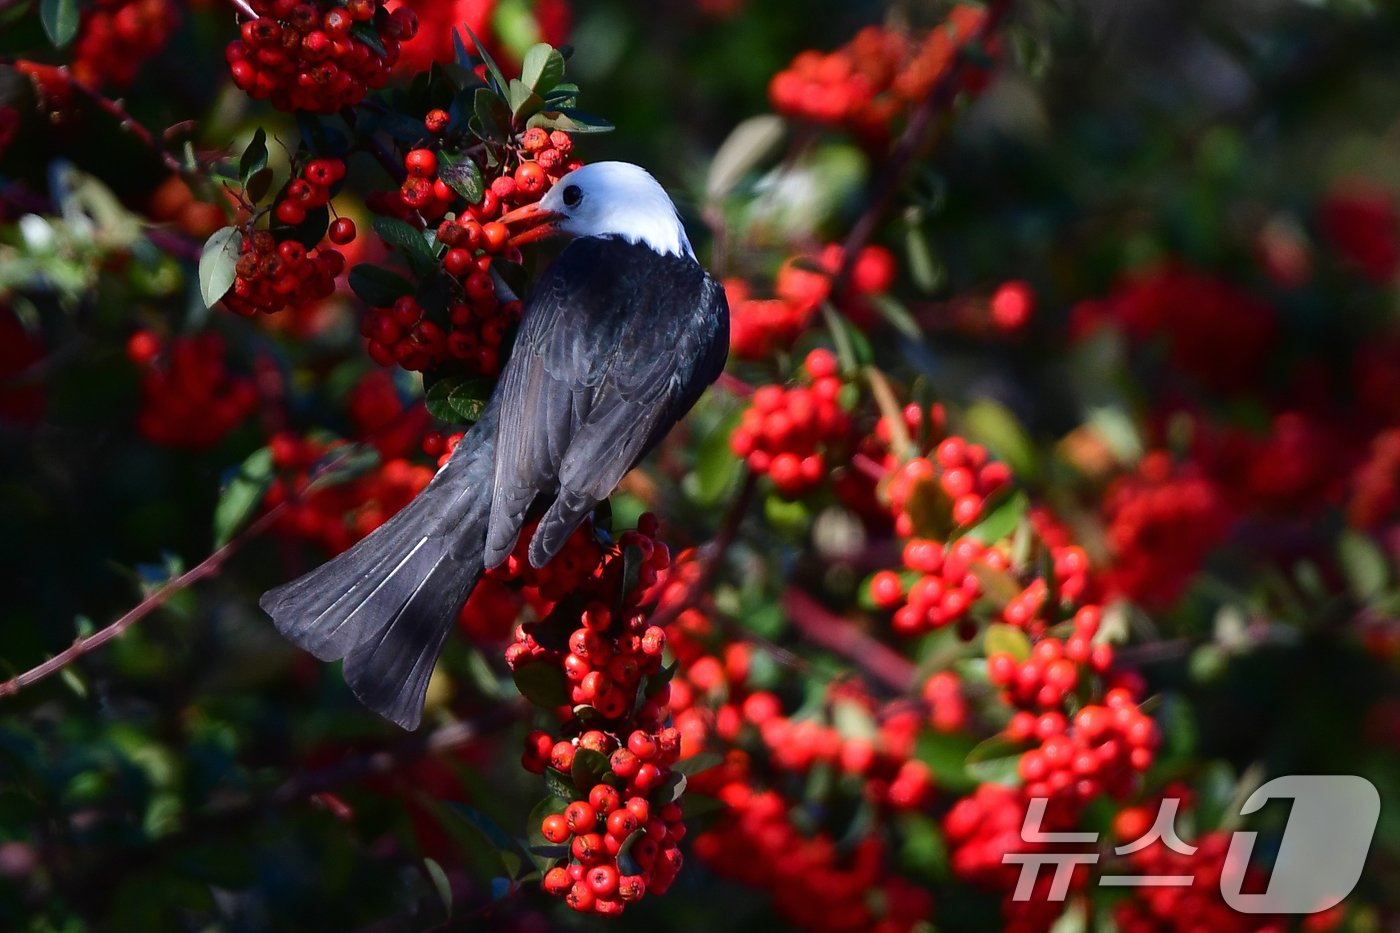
left=223, top=159, right=352, bottom=317
left=1009, top=688, right=1158, bottom=810
left=265, top=432, right=432, bottom=555
left=225, top=0, right=414, bottom=114
left=127, top=332, right=256, bottom=450
left=501, top=516, right=691, bottom=914
left=1101, top=451, right=1231, bottom=608
left=729, top=349, right=851, bottom=497
left=692, top=790, right=934, bottom=933
left=71, top=0, right=178, bottom=88
left=360, top=292, right=520, bottom=376
left=1112, top=828, right=1287, bottom=933
left=727, top=243, right=895, bottom=359
left=1071, top=266, right=1278, bottom=395
left=988, top=607, right=1111, bottom=709
left=944, top=783, right=1090, bottom=933
left=768, top=6, right=988, bottom=138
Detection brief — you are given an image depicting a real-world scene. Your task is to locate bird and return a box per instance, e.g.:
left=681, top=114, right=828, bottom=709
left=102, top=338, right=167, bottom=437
left=259, top=161, right=730, bottom=730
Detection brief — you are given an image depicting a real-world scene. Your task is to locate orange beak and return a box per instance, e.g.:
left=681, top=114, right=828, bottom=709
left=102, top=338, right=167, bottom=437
left=499, top=201, right=563, bottom=247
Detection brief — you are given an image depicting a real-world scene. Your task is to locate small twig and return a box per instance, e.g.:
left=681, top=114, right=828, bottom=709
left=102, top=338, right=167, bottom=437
left=783, top=587, right=917, bottom=693
left=5, top=58, right=197, bottom=178
left=650, top=469, right=757, bottom=630
left=0, top=442, right=370, bottom=699
left=0, top=507, right=285, bottom=698
left=865, top=364, right=916, bottom=460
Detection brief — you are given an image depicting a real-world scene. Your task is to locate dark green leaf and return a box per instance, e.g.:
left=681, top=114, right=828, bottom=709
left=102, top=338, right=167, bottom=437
left=528, top=109, right=615, bottom=135
left=684, top=407, right=742, bottom=506
left=198, top=226, right=242, bottom=308
left=243, top=167, right=273, bottom=206
left=964, top=735, right=1025, bottom=786
left=213, top=447, right=274, bottom=548
left=520, top=44, right=566, bottom=95
left=273, top=203, right=330, bottom=250
left=350, top=21, right=387, bottom=58
left=655, top=770, right=687, bottom=805
left=511, top=660, right=570, bottom=709
left=348, top=263, right=413, bottom=307
left=437, top=149, right=484, bottom=203
left=543, top=767, right=575, bottom=801
left=372, top=216, right=437, bottom=275
left=447, top=377, right=491, bottom=424
left=671, top=752, right=723, bottom=777
left=239, top=129, right=268, bottom=185
left=616, top=828, right=645, bottom=875
left=40, top=0, right=79, bottom=47
left=570, top=748, right=609, bottom=792
left=463, top=26, right=508, bottom=95
left=473, top=88, right=510, bottom=142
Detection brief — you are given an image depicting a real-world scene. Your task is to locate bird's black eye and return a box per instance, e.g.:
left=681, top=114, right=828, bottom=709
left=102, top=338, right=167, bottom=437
left=562, top=184, right=583, bottom=208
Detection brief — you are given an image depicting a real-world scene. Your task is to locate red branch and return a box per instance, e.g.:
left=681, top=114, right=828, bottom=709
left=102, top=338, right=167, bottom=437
left=783, top=587, right=917, bottom=694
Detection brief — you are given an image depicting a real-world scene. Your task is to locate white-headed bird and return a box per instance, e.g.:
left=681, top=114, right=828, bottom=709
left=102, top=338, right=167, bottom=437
left=260, top=162, right=729, bottom=729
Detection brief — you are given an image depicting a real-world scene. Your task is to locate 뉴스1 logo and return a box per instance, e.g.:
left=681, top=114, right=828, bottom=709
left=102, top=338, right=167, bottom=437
left=1004, top=774, right=1380, bottom=913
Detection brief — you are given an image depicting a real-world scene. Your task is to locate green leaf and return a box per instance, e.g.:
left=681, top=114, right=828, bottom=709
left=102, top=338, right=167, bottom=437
left=1339, top=528, right=1389, bottom=602
left=437, top=149, right=484, bottom=204
left=213, top=447, right=274, bottom=548
left=655, top=770, right=687, bottom=805
left=473, top=88, right=510, bottom=142
left=425, top=375, right=492, bottom=425
left=543, top=767, right=575, bottom=801
left=273, top=203, right=330, bottom=250
left=520, top=43, right=566, bottom=94
left=350, top=21, right=387, bottom=58
left=671, top=752, right=723, bottom=777
left=967, top=490, right=1027, bottom=543
left=507, top=78, right=545, bottom=121
left=963, top=735, right=1025, bottom=786
left=706, top=114, right=786, bottom=200
left=423, top=858, right=452, bottom=918
left=463, top=26, right=508, bottom=95
left=40, top=0, right=79, bottom=47
left=615, top=828, right=645, bottom=875
left=198, top=226, right=242, bottom=308
left=684, top=407, right=742, bottom=506
left=348, top=263, right=413, bottom=307
left=511, top=660, right=570, bottom=709
left=964, top=400, right=1039, bottom=482
left=372, top=217, right=437, bottom=275
left=244, top=167, right=273, bottom=206
left=239, top=129, right=268, bottom=185
left=983, top=623, right=1032, bottom=661
left=570, top=748, right=609, bottom=792
left=526, top=110, right=615, bottom=135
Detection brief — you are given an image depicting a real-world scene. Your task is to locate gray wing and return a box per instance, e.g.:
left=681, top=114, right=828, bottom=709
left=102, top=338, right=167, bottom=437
left=481, top=238, right=728, bottom=569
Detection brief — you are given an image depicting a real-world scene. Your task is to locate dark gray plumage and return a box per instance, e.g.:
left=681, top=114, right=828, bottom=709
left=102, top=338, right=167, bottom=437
left=260, top=233, right=728, bottom=729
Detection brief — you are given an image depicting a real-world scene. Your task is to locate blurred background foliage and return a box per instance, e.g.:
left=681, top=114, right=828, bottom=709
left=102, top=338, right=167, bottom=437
left=5, top=0, right=1400, bottom=930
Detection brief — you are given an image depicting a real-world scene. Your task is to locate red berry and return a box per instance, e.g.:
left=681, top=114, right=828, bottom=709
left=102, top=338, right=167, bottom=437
left=328, top=217, right=356, bottom=244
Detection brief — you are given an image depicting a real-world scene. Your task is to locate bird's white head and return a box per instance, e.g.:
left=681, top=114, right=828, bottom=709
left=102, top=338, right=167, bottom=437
left=500, top=161, right=694, bottom=259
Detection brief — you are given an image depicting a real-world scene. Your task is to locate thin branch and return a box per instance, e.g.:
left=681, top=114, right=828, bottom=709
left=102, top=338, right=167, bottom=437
left=0, top=441, right=371, bottom=699
left=0, top=507, right=284, bottom=698
left=6, top=58, right=197, bottom=178
left=650, top=469, right=757, bottom=630
left=831, top=0, right=1015, bottom=293
left=783, top=587, right=917, bottom=693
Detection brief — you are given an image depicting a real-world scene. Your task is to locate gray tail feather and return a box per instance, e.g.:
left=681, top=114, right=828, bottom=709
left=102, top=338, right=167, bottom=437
left=260, top=457, right=489, bottom=730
